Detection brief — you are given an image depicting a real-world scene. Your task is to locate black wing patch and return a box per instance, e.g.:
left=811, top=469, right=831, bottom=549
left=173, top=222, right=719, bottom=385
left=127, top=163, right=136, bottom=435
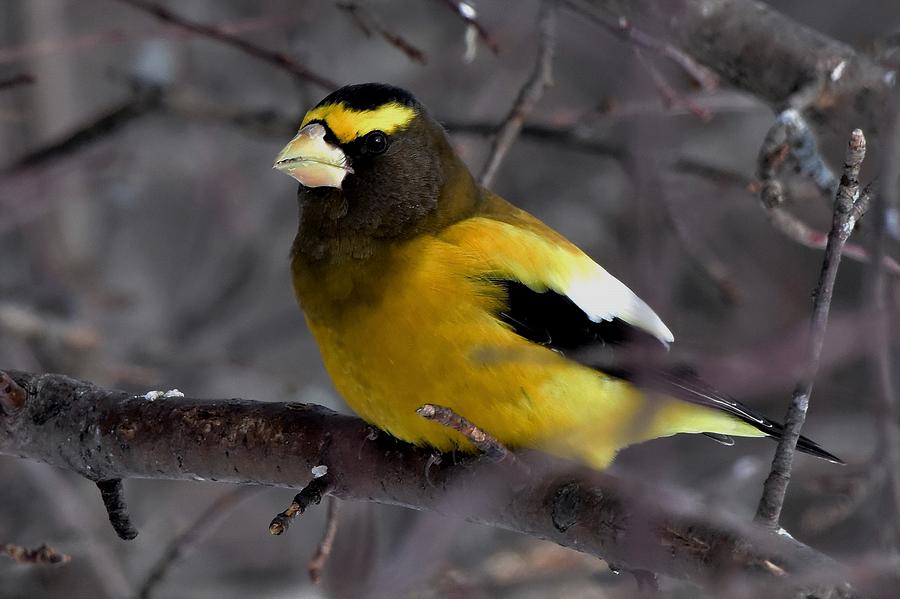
left=491, top=279, right=844, bottom=464
left=495, top=280, right=662, bottom=351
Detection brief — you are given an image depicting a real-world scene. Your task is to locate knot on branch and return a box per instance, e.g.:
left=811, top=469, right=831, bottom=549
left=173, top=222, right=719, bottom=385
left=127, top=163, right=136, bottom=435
left=551, top=481, right=584, bottom=533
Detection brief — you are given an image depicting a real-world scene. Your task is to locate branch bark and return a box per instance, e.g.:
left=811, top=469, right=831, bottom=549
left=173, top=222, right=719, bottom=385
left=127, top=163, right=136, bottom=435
left=573, top=0, right=893, bottom=131
left=0, top=369, right=856, bottom=597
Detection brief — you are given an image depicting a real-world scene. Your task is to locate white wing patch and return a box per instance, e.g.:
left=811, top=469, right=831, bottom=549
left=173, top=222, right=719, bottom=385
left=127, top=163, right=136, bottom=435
left=561, top=264, right=675, bottom=345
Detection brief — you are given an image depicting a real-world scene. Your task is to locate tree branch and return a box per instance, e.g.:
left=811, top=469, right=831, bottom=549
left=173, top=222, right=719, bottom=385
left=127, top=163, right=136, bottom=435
left=575, top=0, right=893, bottom=131
left=0, top=369, right=858, bottom=597
left=478, top=0, right=558, bottom=187
left=755, top=129, right=869, bottom=528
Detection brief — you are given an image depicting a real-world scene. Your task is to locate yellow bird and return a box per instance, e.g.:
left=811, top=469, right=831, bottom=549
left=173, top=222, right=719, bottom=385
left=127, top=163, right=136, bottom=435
left=273, top=83, right=839, bottom=469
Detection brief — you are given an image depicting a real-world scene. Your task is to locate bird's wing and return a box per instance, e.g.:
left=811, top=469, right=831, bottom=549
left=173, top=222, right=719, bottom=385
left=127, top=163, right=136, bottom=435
left=440, top=199, right=674, bottom=348
left=439, top=198, right=843, bottom=463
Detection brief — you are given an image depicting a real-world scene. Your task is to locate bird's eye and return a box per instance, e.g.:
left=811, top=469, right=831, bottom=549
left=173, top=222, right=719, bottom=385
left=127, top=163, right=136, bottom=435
left=363, top=131, right=388, bottom=155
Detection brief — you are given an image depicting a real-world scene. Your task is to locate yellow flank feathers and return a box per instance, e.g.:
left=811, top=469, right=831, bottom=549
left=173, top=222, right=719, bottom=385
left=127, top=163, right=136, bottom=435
left=293, top=194, right=764, bottom=469
left=300, top=101, right=416, bottom=143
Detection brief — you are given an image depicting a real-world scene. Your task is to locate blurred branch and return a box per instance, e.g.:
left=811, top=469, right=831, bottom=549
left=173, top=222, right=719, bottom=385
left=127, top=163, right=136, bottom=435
left=576, top=0, right=893, bottom=132
left=0, top=72, right=35, bottom=92
left=565, top=0, right=719, bottom=92
left=2, top=84, right=162, bottom=173
left=308, top=496, right=340, bottom=585
left=437, top=0, right=500, bottom=56
left=756, top=129, right=869, bottom=528
left=336, top=2, right=426, bottom=64
left=478, top=0, right=558, bottom=187
left=1, top=542, right=70, bottom=566
left=137, top=486, right=260, bottom=599
left=869, top=94, right=900, bottom=547
left=109, top=0, right=337, bottom=90
left=675, top=158, right=900, bottom=276
left=0, top=369, right=858, bottom=597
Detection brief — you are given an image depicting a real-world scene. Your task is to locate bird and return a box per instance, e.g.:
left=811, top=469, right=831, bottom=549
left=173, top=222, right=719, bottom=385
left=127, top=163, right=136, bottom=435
left=273, top=82, right=841, bottom=469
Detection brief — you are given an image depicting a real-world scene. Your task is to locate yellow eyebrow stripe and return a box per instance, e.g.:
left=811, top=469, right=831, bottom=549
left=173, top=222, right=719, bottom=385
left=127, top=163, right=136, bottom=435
left=301, top=102, right=416, bottom=144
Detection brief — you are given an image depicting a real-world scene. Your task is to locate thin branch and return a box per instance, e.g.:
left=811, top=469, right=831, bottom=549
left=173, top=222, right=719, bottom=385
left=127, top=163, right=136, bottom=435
left=109, top=0, right=337, bottom=90
left=674, top=157, right=900, bottom=276
left=137, top=486, right=260, bottom=599
left=632, top=48, right=712, bottom=121
left=96, top=479, right=139, bottom=540
left=269, top=472, right=334, bottom=536
left=0, top=72, right=35, bottom=92
left=0, top=369, right=857, bottom=596
left=755, top=129, right=869, bottom=528
left=1, top=542, right=70, bottom=566
left=308, top=496, right=340, bottom=585
left=336, top=2, right=427, bottom=64
left=417, top=404, right=511, bottom=462
left=437, top=0, right=501, bottom=55
left=564, top=0, right=719, bottom=92
left=478, top=0, right=557, bottom=187
left=3, top=84, right=163, bottom=173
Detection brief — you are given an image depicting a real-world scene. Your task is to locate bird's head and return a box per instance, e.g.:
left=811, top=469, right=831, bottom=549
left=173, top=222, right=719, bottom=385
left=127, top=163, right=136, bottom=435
left=275, top=83, right=468, bottom=243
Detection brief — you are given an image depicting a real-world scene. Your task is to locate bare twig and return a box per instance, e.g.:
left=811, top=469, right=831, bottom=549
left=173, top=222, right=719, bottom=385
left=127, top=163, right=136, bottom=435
left=269, top=471, right=333, bottom=536
left=565, top=1, right=719, bottom=91
left=1, top=542, right=70, bottom=565
left=109, top=0, right=337, bottom=90
left=755, top=129, right=869, bottom=528
left=659, top=191, right=740, bottom=303
left=96, top=479, right=139, bottom=540
left=438, top=0, right=501, bottom=55
left=675, top=157, right=900, bottom=276
left=417, top=404, right=511, bottom=462
left=632, top=47, right=712, bottom=121
left=137, top=486, right=259, bottom=599
left=3, top=84, right=163, bottom=173
left=0, top=369, right=857, bottom=595
left=0, top=72, right=35, bottom=91
left=308, top=496, right=340, bottom=584
left=478, top=0, right=557, bottom=187
left=336, top=3, right=426, bottom=64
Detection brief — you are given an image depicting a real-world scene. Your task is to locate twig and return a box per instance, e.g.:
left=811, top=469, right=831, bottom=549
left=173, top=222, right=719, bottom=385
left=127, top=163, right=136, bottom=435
left=308, top=496, right=340, bottom=584
left=1, top=542, right=70, bottom=565
left=659, top=191, right=740, bottom=303
left=675, top=158, right=900, bottom=276
left=478, top=0, right=557, bottom=187
left=96, top=479, right=139, bottom=540
left=438, top=0, right=501, bottom=55
left=755, top=129, right=869, bottom=528
left=0, top=370, right=27, bottom=413
left=269, top=471, right=333, bottom=536
left=3, top=84, right=163, bottom=173
left=565, top=1, right=719, bottom=92
left=0, top=72, right=35, bottom=92
left=336, top=3, right=426, bottom=64
left=417, top=404, right=511, bottom=462
left=109, top=0, right=337, bottom=90
left=137, top=486, right=259, bottom=599
left=632, top=47, right=712, bottom=121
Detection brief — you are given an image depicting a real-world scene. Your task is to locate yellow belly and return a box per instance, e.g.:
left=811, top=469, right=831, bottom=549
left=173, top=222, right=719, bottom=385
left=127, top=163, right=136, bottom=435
left=295, top=234, right=760, bottom=469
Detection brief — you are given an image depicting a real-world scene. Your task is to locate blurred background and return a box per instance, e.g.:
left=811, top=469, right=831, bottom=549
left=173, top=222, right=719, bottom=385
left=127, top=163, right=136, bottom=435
left=1, top=0, right=898, bottom=597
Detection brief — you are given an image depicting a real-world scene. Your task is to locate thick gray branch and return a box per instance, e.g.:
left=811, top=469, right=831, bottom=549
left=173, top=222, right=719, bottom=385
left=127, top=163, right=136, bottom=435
left=0, top=370, right=854, bottom=597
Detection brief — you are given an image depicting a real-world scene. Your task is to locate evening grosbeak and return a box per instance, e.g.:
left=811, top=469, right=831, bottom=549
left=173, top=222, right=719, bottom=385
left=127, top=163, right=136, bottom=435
left=273, top=83, right=840, bottom=468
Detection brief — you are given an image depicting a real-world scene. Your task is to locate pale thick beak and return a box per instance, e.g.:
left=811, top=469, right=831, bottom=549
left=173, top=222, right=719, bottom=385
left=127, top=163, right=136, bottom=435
left=273, top=123, right=353, bottom=188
